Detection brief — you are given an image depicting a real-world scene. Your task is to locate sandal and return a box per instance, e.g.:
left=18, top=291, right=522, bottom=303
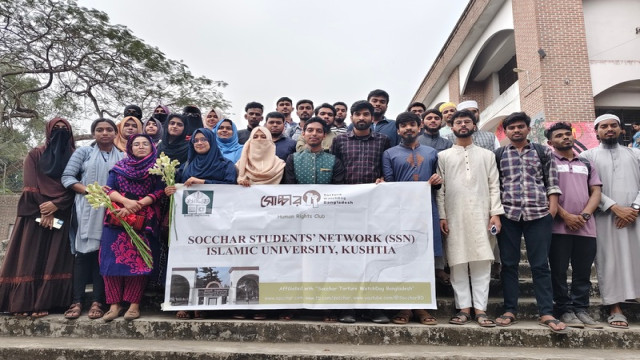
left=103, top=307, right=122, bottom=322
left=87, top=302, right=104, bottom=320
left=279, top=311, right=294, bottom=321
left=323, top=310, right=338, bottom=323
left=31, top=311, right=48, bottom=319
left=193, top=311, right=204, bottom=320
left=232, top=313, right=246, bottom=320
left=414, top=309, right=437, bottom=325
left=476, top=313, right=496, bottom=328
left=176, top=310, right=192, bottom=319
left=496, top=313, right=518, bottom=327
left=449, top=311, right=471, bottom=325
left=607, top=313, right=629, bottom=329
left=253, top=313, right=267, bottom=320
left=124, top=308, right=140, bottom=321
left=64, top=303, right=82, bottom=320
left=392, top=309, right=413, bottom=324
left=539, top=317, right=569, bottom=334
left=13, top=312, right=29, bottom=318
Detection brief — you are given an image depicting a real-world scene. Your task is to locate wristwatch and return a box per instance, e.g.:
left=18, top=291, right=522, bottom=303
left=632, top=203, right=640, bottom=211
left=581, top=213, right=591, bottom=220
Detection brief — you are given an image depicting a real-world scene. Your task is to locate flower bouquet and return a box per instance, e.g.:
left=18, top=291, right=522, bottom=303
left=85, top=182, right=153, bottom=269
left=148, top=152, right=180, bottom=244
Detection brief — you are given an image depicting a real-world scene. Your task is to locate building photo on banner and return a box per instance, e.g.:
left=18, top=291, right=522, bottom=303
left=163, top=183, right=435, bottom=311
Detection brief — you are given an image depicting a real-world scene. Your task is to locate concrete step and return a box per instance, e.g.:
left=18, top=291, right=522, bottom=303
left=1, top=337, right=639, bottom=360
left=1, top=314, right=638, bottom=350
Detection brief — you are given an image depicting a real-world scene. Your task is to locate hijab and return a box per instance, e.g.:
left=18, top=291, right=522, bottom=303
left=182, top=128, right=234, bottom=182
left=157, top=114, right=189, bottom=164
left=111, top=134, right=158, bottom=180
left=114, top=116, right=143, bottom=152
left=153, top=104, right=170, bottom=125
left=183, top=105, right=203, bottom=137
left=38, top=117, right=76, bottom=179
left=205, top=107, right=224, bottom=130
left=214, top=119, right=243, bottom=163
left=143, top=117, right=163, bottom=144
left=235, top=126, right=285, bottom=184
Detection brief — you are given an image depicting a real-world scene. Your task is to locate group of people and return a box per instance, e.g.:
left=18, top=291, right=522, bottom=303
left=0, top=89, right=637, bottom=333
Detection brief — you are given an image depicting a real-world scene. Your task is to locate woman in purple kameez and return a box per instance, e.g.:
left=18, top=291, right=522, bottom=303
left=100, top=134, right=165, bottom=322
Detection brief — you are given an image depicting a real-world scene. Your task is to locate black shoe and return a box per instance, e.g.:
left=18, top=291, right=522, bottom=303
left=362, top=309, right=389, bottom=324
left=338, top=310, right=356, bottom=323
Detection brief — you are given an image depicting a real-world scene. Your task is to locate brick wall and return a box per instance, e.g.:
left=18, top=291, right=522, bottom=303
left=0, top=195, right=20, bottom=240
left=512, top=0, right=595, bottom=123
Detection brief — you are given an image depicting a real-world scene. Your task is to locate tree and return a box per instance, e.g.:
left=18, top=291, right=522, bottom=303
left=196, top=267, right=223, bottom=288
left=0, top=0, right=229, bottom=129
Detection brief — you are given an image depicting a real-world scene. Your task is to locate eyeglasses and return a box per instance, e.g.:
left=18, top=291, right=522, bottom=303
left=192, top=138, right=209, bottom=144
left=453, top=120, right=474, bottom=126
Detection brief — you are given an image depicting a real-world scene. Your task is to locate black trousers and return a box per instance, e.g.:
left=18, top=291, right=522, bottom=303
left=72, top=251, right=105, bottom=304
left=548, top=233, right=596, bottom=316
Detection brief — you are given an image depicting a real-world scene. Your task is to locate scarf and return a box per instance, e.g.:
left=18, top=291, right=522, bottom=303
left=235, top=126, right=285, bottom=184
left=204, top=107, right=224, bottom=130
left=38, top=117, right=75, bottom=178
left=181, top=128, right=234, bottom=182
left=157, top=114, right=189, bottom=164
left=114, top=116, right=143, bottom=152
left=183, top=105, right=203, bottom=137
left=111, top=134, right=158, bottom=180
left=143, top=117, right=164, bottom=144
left=153, top=104, right=170, bottom=125
left=214, top=119, right=243, bottom=163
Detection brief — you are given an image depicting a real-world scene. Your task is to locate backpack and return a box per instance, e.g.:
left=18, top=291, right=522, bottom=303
left=494, top=143, right=591, bottom=187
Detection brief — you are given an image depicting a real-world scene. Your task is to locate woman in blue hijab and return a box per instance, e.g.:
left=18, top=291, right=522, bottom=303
left=214, top=119, right=243, bottom=163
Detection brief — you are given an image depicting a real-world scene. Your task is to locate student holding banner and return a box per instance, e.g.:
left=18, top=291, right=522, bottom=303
left=331, top=100, right=391, bottom=324
left=382, top=112, right=442, bottom=325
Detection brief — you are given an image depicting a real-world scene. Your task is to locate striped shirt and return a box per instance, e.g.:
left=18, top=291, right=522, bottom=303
left=497, top=142, right=561, bottom=221
left=330, top=130, right=391, bottom=184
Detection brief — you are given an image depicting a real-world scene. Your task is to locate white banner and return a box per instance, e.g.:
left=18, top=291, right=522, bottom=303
left=162, top=182, right=434, bottom=311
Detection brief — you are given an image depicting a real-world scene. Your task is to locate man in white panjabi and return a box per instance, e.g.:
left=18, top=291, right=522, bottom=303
left=437, top=109, right=504, bottom=327
left=580, top=114, right=640, bottom=329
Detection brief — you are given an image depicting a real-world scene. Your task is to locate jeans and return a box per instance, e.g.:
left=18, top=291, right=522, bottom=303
left=498, top=214, right=554, bottom=316
left=548, top=234, right=596, bottom=316
left=72, top=251, right=105, bottom=304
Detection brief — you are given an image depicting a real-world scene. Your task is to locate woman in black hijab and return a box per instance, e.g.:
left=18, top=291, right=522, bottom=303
left=0, top=118, right=76, bottom=318
left=157, top=114, right=189, bottom=164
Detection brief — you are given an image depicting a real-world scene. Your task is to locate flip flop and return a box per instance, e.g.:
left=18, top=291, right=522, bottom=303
left=539, top=318, right=570, bottom=334
left=87, top=302, right=104, bottom=320
left=496, top=314, right=518, bottom=327
left=391, top=310, right=413, bottom=324
left=607, top=313, right=629, bottom=329
left=414, top=309, right=437, bottom=325
left=176, top=310, right=192, bottom=319
left=64, top=303, right=82, bottom=320
left=449, top=311, right=471, bottom=325
left=476, top=313, right=496, bottom=328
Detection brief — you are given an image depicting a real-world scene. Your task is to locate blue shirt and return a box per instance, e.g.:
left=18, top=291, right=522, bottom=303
left=382, top=143, right=442, bottom=257
left=274, top=136, right=297, bottom=161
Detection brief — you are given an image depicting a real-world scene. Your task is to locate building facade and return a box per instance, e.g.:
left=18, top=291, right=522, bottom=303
left=412, top=0, right=640, bottom=148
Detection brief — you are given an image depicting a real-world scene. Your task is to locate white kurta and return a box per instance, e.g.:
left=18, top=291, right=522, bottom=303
left=580, top=143, right=640, bottom=305
left=436, top=144, right=504, bottom=267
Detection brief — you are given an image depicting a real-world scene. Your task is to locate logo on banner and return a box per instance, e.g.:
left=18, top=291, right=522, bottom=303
left=182, top=190, right=214, bottom=215
left=260, top=189, right=352, bottom=208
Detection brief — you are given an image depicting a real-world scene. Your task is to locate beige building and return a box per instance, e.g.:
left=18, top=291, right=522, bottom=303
left=411, top=0, right=640, bottom=148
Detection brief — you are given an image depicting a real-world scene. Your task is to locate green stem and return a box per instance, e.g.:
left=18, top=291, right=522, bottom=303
left=168, top=194, right=174, bottom=246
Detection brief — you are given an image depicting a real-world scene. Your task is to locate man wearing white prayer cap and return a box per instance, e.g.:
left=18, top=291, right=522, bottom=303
left=445, top=99, right=500, bottom=152
left=580, top=113, right=640, bottom=329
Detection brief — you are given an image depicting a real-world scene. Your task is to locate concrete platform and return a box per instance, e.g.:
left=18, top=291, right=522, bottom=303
left=1, top=314, right=638, bottom=350
left=1, top=337, right=640, bottom=360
